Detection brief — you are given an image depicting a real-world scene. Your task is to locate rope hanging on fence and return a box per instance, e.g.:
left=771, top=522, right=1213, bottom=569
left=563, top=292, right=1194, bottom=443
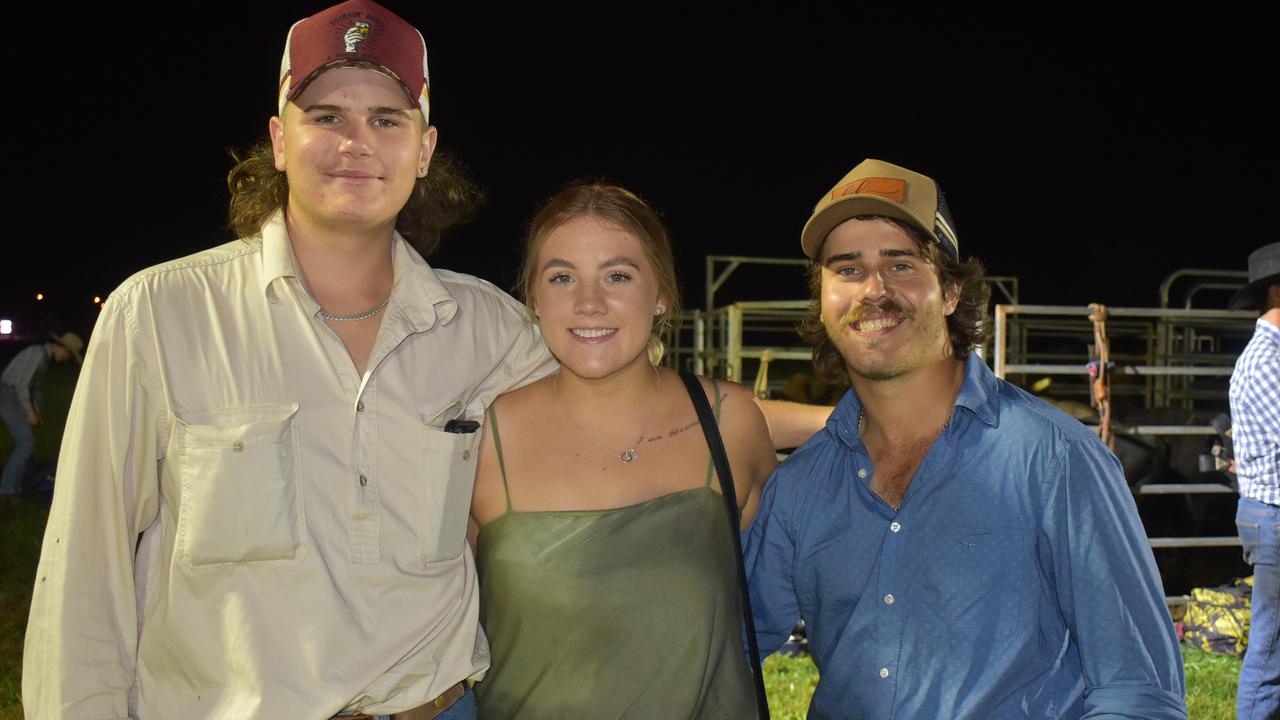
left=1088, top=303, right=1115, bottom=450
left=753, top=348, right=774, bottom=399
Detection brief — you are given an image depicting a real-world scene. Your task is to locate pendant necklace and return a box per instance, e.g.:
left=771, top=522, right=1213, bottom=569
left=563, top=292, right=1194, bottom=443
left=554, top=366, right=663, bottom=463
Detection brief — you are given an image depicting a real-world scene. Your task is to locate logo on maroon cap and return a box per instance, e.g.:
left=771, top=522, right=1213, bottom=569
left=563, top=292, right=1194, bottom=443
left=343, top=22, right=370, bottom=53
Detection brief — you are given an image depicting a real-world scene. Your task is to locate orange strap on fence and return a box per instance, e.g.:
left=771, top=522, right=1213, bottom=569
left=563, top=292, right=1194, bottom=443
left=1088, top=303, right=1115, bottom=450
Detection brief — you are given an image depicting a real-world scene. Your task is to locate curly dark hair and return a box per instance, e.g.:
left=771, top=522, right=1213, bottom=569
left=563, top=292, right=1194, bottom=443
left=226, top=141, right=483, bottom=257
left=797, top=215, right=992, bottom=384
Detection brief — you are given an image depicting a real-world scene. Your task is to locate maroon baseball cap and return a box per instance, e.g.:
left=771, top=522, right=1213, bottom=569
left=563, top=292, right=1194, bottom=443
left=278, top=0, right=430, bottom=122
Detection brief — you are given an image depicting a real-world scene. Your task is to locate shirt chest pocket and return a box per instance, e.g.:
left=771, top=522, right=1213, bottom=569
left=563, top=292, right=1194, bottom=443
left=420, top=423, right=479, bottom=563
left=175, top=403, right=304, bottom=569
left=921, top=525, right=1031, bottom=644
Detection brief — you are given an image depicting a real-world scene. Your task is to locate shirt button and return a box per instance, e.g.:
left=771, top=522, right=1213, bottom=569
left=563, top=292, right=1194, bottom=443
left=884, top=594, right=895, bottom=605
left=879, top=668, right=890, bottom=679
left=359, top=474, right=368, bottom=487
left=463, top=450, right=471, bottom=461
left=857, top=468, right=867, bottom=479
left=231, top=441, right=244, bottom=453
left=890, top=522, right=901, bottom=533
left=357, top=401, right=365, bottom=412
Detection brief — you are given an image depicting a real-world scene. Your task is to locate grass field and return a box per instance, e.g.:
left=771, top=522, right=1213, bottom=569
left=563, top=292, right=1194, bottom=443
left=0, top=363, right=1248, bottom=718
left=764, top=647, right=1242, bottom=719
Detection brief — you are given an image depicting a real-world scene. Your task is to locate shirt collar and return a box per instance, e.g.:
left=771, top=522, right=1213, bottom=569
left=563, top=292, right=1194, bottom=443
left=827, top=384, right=865, bottom=450
left=259, top=211, right=297, bottom=295
left=255, top=210, right=459, bottom=330
left=390, top=231, right=458, bottom=331
left=1255, top=317, right=1280, bottom=345
left=828, top=353, right=1001, bottom=450
left=953, top=353, right=1000, bottom=428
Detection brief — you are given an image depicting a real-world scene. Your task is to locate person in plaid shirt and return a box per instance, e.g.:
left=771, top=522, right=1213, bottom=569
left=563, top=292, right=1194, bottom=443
left=0, top=331, right=82, bottom=495
left=1229, top=241, right=1280, bottom=720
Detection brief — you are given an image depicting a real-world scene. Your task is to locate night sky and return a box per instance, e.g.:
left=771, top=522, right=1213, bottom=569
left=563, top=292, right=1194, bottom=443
left=7, top=2, right=1272, bottom=337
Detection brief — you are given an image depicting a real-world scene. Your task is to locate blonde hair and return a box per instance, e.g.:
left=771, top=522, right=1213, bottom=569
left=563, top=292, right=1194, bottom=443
left=520, top=182, right=681, bottom=364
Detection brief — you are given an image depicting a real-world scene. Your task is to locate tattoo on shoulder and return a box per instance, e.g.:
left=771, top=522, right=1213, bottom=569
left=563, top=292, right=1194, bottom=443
left=669, top=419, right=699, bottom=437
left=647, top=419, right=700, bottom=443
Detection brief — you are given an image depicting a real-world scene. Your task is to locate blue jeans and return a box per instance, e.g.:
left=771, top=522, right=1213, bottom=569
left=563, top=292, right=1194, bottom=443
left=0, top=386, right=34, bottom=494
left=1237, top=498, right=1280, bottom=720
left=374, top=684, right=476, bottom=720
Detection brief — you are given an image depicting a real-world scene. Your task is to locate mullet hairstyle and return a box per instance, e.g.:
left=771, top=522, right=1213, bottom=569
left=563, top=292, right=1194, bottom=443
left=798, top=215, right=992, bottom=384
left=225, top=97, right=483, bottom=256
left=519, top=182, right=681, bottom=365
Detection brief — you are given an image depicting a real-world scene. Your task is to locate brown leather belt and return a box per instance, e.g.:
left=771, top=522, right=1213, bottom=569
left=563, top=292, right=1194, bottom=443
left=337, top=682, right=465, bottom=720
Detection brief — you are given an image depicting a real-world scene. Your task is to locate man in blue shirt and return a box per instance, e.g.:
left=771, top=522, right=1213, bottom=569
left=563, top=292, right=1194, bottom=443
left=744, top=159, right=1186, bottom=719
left=0, top=332, right=82, bottom=495
left=1228, top=242, right=1280, bottom=720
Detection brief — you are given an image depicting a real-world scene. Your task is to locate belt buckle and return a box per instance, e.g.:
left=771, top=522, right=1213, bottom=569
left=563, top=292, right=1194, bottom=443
left=334, top=681, right=463, bottom=720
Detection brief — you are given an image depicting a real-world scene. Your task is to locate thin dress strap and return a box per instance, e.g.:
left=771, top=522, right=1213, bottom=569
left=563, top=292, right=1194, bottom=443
left=704, top=378, right=724, bottom=488
left=487, top=403, right=514, bottom=513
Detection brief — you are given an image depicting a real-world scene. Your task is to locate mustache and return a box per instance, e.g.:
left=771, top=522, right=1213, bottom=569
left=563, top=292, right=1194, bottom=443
left=838, top=300, right=916, bottom=327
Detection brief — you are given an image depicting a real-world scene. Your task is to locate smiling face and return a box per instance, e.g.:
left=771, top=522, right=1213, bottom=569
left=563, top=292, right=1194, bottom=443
left=818, top=217, right=959, bottom=382
left=269, top=66, right=436, bottom=235
left=531, top=215, right=666, bottom=380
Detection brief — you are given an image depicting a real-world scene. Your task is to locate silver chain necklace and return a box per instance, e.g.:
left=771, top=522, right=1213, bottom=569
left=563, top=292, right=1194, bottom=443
left=554, top=366, right=663, bottom=463
left=316, top=293, right=391, bottom=322
left=857, top=405, right=955, bottom=435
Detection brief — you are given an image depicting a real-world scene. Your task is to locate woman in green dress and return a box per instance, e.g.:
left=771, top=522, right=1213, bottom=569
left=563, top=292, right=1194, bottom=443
left=469, top=182, right=777, bottom=718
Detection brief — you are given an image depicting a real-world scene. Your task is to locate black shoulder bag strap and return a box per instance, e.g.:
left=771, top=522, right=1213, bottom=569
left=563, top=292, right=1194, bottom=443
left=678, top=372, right=771, bottom=720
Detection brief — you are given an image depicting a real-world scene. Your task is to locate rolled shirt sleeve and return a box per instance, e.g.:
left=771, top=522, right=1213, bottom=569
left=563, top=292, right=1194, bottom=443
left=23, top=294, right=163, bottom=719
left=1043, top=435, right=1187, bottom=719
left=744, top=465, right=803, bottom=658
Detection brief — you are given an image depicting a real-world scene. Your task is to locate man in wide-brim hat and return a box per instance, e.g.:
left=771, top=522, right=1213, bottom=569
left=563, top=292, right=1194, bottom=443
left=1230, top=242, right=1280, bottom=311
left=1229, top=241, right=1280, bottom=720
left=0, top=331, right=82, bottom=495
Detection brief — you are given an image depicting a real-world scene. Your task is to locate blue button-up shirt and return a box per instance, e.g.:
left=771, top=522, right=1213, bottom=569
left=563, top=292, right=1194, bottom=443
left=745, top=354, right=1186, bottom=719
left=1231, top=318, right=1280, bottom=506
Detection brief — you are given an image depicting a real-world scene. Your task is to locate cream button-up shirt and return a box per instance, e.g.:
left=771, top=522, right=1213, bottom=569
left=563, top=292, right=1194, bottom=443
left=23, top=213, right=554, bottom=719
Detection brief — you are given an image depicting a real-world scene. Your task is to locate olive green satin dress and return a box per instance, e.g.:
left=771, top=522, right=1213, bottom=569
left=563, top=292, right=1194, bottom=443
left=474, top=394, right=755, bottom=719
